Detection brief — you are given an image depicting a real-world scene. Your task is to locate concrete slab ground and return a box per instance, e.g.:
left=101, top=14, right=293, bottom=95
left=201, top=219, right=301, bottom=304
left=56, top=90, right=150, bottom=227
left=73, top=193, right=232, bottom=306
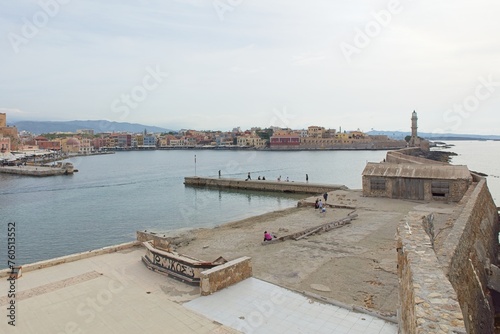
left=185, top=278, right=398, bottom=334
left=0, top=247, right=237, bottom=334
left=174, top=190, right=461, bottom=316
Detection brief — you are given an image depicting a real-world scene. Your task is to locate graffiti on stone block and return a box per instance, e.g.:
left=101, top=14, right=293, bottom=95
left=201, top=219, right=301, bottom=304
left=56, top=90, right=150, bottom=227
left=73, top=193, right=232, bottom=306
left=153, top=254, right=195, bottom=278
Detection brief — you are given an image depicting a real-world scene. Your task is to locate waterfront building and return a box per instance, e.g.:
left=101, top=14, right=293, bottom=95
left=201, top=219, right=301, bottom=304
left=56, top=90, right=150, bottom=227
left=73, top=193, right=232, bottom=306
left=273, top=128, right=293, bottom=136
left=158, top=135, right=169, bottom=148
left=135, top=134, right=144, bottom=147
left=215, top=134, right=234, bottom=146
left=169, top=138, right=184, bottom=147
left=298, top=129, right=308, bottom=137
left=37, top=140, right=61, bottom=151
left=307, top=125, right=324, bottom=138
left=0, top=112, right=20, bottom=150
left=79, top=138, right=92, bottom=154
left=117, top=134, right=132, bottom=148
left=0, top=136, right=10, bottom=153
left=61, top=137, right=81, bottom=153
left=144, top=135, right=157, bottom=147
left=269, top=134, right=301, bottom=148
left=92, top=137, right=107, bottom=150
left=236, top=135, right=265, bottom=148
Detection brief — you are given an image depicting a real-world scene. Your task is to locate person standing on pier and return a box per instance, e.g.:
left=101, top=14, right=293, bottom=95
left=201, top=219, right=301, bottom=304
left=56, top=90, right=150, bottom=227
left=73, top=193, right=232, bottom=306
left=218, top=170, right=221, bottom=178
left=306, top=174, right=309, bottom=182
left=247, top=172, right=251, bottom=180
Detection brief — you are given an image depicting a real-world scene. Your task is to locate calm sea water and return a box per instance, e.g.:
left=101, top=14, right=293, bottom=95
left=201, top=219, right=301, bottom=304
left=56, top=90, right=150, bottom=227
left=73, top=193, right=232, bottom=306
left=1, top=142, right=498, bottom=267
left=446, top=141, right=500, bottom=203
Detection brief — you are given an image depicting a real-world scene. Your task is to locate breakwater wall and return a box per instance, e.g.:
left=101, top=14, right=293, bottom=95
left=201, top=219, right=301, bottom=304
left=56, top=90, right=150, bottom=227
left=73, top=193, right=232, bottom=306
left=397, top=176, right=499, bottom=333
left=386, top=149, right=447, bottom=165
left=397, top=213, right=465, bottom=333
left=184, top=177, right=348, bottom=194
left=437, top=177, right=499, bottom=333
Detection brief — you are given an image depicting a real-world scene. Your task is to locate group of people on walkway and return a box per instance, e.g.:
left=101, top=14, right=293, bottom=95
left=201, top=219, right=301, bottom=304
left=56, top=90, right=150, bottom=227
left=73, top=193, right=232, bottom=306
left=315, top=192, right=329, bottom=214
left=242, top=172, right=314, bottom=183
left=245, top=172, right=267, bottom=181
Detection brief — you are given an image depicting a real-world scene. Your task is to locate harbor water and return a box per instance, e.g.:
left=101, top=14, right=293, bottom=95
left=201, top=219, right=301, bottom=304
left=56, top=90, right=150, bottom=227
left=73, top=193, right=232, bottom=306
left=0, top=142, right=498, bottom=267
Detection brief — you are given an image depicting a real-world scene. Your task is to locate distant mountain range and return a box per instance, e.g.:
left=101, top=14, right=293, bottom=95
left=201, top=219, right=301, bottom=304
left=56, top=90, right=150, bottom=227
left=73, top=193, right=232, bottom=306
left=367, top=130, right=500, bottom=141
left=12, top=120, right=173, bottom=135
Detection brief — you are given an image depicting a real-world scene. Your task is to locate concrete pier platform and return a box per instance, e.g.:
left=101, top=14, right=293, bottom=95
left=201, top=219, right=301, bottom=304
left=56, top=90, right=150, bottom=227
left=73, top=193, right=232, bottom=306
left=184, top=176, right=347, bottom=194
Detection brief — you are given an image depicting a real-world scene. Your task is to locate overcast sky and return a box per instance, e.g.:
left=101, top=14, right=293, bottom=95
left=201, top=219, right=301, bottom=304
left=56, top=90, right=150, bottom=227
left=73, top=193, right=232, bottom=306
left=1, top=0, right=499, bottom=134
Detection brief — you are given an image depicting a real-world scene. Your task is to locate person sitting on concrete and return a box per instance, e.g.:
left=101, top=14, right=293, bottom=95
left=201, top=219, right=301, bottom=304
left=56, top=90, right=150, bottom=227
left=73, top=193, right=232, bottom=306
left=262, top=176, right=266, bottom=180
left=318, top=200, right=323, bottom=209
left=264, top=231, right=273, bottom=242
left=258, top=176, right=261, bottom=180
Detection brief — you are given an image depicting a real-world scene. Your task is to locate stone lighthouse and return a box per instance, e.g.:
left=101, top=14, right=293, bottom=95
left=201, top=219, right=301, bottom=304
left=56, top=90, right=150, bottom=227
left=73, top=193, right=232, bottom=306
left=409, top=110, right=419, bottom=147
left=411, top=110, right=418, bottom=139
left=409, top=110, right=428, bottom=150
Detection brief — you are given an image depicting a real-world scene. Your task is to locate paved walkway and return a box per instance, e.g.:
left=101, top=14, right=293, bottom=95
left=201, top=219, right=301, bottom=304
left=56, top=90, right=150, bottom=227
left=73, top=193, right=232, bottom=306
left=0, top=247, right=236, bottom=334
left=186, top=278, right=398, bottom=334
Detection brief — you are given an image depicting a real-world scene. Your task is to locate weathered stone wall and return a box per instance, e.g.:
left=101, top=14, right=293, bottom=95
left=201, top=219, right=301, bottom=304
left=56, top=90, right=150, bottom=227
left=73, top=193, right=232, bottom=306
left=362, top=175, right=390, bottom=197
left=437, top=179, right=499, bottom=334
left=200, top=257, right=252, bottom=296
left=136, top=231, right=171, bottom=250
left=397, top=212, right=466, bottom=334
left=185, top=177, right=347, bottom=194
left=363, top=176, right=469, bottom=202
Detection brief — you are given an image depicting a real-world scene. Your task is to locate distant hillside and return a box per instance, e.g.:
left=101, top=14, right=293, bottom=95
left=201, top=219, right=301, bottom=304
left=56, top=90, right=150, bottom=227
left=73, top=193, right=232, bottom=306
left=13, top=120, right=173, bottom=135
left=367, top=130, right=500, bottom=141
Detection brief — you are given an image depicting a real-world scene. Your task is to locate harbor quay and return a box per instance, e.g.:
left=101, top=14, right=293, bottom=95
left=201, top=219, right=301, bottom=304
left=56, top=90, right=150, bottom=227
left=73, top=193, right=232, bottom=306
left=0, top=162, right=74, bottom=176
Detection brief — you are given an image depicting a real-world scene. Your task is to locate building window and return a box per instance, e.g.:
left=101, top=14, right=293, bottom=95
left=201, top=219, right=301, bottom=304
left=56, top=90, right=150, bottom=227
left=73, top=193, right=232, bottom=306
left=370, top=178, right=386, bottom=191
left=431, top=181, right=449, bottom=197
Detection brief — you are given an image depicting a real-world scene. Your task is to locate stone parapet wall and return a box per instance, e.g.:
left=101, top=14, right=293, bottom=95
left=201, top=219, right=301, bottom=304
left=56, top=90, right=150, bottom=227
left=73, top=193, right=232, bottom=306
left=397, top=212, right=466, bottom=334
left=437, top=179, right=499, bottom=333
left=185, top=177, right=347, bottom=194
left=200, top=257, right=252, bottom=296
left=136, top=231, right=171, bottom=250
left=387, top=150, right=447, bottom=165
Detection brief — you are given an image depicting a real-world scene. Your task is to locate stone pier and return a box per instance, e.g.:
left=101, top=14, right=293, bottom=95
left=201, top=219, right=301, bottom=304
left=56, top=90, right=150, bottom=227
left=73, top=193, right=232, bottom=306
left=184, top=176, right=347, bottom=194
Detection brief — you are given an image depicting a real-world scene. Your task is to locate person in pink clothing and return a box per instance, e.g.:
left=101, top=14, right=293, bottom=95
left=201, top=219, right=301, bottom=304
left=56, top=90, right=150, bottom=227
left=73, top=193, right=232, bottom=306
left=264, top=231, right=273, bottom=241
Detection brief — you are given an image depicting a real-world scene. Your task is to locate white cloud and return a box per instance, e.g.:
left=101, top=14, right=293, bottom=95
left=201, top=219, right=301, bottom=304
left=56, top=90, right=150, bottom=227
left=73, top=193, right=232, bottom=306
left=1, top=0, right=499, bottom=134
